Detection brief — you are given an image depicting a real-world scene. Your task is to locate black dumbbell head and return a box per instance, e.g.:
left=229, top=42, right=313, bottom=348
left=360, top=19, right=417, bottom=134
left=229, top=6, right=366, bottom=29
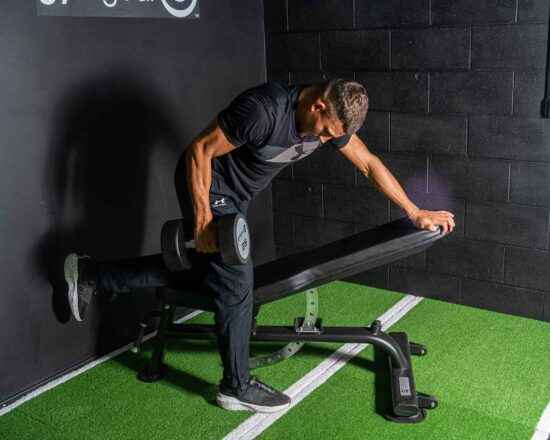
left=161, top=219, right=192, bottom=271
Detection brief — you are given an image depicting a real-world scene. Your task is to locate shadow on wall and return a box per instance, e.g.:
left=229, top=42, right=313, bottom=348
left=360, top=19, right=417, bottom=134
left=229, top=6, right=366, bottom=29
left=38, top=70, right=185, bottom=354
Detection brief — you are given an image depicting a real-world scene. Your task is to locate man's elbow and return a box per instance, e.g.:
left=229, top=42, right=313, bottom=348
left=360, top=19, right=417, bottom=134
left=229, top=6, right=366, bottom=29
left=186, top=141, right=211, bottom=164
left=360, top=166, right=370, bottom=179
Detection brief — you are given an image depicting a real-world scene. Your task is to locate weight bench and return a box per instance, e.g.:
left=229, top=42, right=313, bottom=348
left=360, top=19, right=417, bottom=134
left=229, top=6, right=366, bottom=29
left=133, top=217, right=446, bottom=423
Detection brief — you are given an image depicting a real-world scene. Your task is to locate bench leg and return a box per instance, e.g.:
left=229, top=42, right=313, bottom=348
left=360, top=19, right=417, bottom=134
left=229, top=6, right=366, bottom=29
left=249, top=288, right=319, bottom=369
left=138, top=301, right=172, bottom=382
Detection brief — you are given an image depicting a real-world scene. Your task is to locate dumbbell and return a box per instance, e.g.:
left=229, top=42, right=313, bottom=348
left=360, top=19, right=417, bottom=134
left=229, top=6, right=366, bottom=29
left=161, top=213, right=251, bottom=271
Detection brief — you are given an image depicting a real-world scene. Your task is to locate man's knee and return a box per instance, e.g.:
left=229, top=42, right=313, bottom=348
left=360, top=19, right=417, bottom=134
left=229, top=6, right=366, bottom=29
left=234, top=265, right=254, bottom=305
left=226, top=262, right=254, bottom=306
left=206, top=260, right=254, bottom=307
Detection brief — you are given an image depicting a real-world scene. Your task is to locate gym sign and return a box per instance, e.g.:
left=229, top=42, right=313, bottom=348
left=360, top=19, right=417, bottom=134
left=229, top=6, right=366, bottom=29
left=37, top=0, right=200, bottom=19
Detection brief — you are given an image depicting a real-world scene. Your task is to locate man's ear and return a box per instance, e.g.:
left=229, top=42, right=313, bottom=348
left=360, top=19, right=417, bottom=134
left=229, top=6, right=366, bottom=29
left=311, top=98, right=327, bottom=113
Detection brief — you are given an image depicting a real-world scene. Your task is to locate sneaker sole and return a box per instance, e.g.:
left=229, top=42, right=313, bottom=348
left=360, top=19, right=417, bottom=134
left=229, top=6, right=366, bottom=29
left=64, top=253, right=83, bottom=322
left=216, top=393, right=291, bottom=413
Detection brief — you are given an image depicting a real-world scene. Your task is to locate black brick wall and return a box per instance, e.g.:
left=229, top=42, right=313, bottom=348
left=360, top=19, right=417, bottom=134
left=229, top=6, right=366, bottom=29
left=264, top=0, right=550, bottom=322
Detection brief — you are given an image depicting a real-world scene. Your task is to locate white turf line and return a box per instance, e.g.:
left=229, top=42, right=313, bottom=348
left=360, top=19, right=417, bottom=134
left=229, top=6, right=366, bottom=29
left=531, top=403, right=550, bottom=440
left=0, top=310, right=203, bottom=417
left=223, top=294, right=424, bottom=440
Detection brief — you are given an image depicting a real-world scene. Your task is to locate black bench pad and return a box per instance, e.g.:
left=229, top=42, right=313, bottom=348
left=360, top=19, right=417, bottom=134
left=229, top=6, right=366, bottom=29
left=160, top=218, right=445, bottom=311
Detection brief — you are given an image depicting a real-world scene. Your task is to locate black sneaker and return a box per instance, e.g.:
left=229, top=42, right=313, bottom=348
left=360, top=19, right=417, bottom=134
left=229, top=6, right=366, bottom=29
left=216, top=377, right=291, bottom=413
left=64, top=253, right=99, bottom=322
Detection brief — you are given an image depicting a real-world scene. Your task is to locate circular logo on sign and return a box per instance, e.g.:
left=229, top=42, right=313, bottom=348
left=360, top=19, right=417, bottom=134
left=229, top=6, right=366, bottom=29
left=160, top=0, right=198, bottom=18
left=236, top=217, right=250, bottom=261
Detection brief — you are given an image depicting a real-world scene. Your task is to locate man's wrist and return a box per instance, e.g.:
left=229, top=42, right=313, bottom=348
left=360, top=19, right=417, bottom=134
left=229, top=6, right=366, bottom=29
left=406, top=205, right=420, bottom=219
left=195, top=208, right=213, bottom=226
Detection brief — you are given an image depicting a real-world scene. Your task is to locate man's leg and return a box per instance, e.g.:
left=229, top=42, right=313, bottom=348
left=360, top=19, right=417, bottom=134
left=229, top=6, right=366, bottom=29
left=174, top=155, right=290, bottom=412
left=207, top=226, right=290, bottom=412
left=204, top=255, right=254, bottom=390
left=96, top=254, right=180, bottom=295
left=65, top=252, right=179, bottom=322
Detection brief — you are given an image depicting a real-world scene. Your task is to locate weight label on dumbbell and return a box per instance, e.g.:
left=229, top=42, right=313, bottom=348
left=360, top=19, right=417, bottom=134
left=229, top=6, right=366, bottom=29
left=236, top=217, right=250, bottom=260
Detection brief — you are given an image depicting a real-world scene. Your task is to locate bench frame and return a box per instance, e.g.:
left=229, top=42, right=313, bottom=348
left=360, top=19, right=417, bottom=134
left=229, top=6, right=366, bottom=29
left=135, top=286, right=437, bottom=423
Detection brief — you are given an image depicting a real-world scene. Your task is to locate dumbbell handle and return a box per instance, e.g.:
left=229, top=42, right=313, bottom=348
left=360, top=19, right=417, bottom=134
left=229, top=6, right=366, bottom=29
left=184, top=240, right=217, bottom=250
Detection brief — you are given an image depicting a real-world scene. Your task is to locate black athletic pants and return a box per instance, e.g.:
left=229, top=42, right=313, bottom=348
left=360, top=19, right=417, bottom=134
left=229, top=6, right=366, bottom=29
left=96, top=156, right=253, bottom=390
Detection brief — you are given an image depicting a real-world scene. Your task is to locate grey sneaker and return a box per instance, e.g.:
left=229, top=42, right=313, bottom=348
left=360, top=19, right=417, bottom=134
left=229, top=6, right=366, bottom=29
left=64, top=253, right=99, bottom=322
left=216, top=377, right=291, bottom=413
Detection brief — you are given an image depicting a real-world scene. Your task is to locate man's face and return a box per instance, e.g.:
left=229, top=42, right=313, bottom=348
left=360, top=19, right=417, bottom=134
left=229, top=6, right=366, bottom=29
left=300, top=98, right=346, bottom=141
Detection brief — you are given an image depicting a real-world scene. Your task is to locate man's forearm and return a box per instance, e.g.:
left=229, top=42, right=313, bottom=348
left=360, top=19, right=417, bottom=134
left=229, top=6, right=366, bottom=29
left=186, top=144, right=213, bottom=223
left=365, top=156, right=419, bottom=218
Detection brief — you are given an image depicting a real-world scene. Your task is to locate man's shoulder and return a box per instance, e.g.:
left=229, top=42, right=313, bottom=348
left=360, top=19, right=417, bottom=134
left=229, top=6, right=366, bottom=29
left=239, top=81, right=297, bottom=110
left=243, top=81, right=293, bottom=96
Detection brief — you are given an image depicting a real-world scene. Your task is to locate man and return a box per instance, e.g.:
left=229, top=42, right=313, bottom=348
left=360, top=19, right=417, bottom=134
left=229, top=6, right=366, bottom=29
left=64, top=79, right=455, bottom=414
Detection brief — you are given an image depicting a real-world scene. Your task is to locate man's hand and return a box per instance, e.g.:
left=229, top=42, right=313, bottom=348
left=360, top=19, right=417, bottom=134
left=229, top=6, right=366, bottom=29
left=194, top=214, right=219, bottom=253
left=408, top=209, right=455, bottom=234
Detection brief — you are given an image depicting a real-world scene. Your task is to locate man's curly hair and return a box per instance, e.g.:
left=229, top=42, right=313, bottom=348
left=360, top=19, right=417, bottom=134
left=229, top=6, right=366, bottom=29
left=320, top=79, right=369, bottom=135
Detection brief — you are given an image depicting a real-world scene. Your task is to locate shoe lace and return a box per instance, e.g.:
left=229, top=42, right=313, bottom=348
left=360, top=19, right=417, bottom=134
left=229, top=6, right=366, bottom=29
left=249, top=376, right=277, bottom=394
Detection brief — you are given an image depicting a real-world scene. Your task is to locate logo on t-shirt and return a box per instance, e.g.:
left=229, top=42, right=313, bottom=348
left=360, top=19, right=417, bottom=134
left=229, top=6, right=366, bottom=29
left=261, top=140, right=321, bottom=163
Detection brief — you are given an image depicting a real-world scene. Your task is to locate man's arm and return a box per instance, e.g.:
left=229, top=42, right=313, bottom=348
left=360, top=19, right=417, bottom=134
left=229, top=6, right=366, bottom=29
left=337, top=134, right=455, bottom=233
left=186, top=86, right=274, bottom=252
left=185, top=118, right=237, bottom=252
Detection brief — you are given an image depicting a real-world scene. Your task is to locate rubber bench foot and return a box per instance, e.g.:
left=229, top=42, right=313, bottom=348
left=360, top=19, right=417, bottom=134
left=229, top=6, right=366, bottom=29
left=383, top=408, right=428, bottom=424
left=138, top=362, right=168, bottom=383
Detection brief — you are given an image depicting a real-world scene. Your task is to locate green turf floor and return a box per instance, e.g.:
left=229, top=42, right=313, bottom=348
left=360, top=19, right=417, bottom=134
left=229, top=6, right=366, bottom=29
left=1, top=281, right=549, bottom=440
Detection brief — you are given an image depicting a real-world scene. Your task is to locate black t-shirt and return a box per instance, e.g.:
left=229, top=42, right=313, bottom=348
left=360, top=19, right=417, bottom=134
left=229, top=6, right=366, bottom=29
left=215, top=82, right=351, bottom=201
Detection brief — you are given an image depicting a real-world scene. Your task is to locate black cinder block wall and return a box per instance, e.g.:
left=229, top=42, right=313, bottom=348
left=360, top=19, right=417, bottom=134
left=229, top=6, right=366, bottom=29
left=265, top=0, right=550, bottom=322
left=0, top=1, right=269, bottom=406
